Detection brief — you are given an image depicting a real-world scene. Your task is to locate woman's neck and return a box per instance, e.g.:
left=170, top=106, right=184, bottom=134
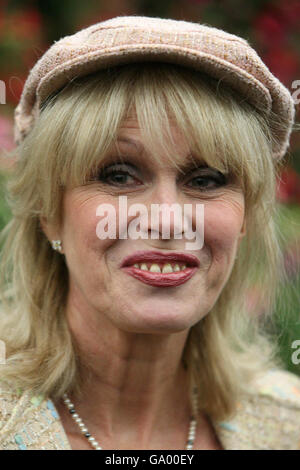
left=54, top=301, right=193, bottom=449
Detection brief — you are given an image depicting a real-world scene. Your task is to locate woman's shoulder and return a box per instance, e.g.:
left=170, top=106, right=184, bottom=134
left=0, top=379, right=71, bottom=450
left=248, top=368, right=300, bottom=404
left=1, top=371, right=300, bottom=450
left=0, top=379, right=23, bottom=427
left=213, top=369, right=300, bottom=450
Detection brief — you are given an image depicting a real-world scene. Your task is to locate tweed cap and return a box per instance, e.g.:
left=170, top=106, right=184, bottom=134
left=14, top=15, right=295, bottom=160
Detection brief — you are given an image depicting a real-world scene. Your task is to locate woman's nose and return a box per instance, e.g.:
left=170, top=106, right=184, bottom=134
left=150, top=175, right=181, bottom=206
left=142, top=176, right=186, bottom=240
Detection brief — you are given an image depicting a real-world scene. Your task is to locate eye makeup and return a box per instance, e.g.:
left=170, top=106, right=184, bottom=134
left=94, top=157, right=228, bottom=192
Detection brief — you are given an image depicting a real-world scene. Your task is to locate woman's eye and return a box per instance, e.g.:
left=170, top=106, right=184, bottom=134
left=186, top=170, right=227, bottom=190
left=97, top=163, right=141, bottom=186
left=103, top=171, right=136, bottom=185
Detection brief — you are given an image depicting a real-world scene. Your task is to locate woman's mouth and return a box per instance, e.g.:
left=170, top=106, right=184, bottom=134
left=120, top=251, right=199, bottom=287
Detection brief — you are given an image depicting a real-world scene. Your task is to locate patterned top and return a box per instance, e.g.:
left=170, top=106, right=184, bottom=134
left=0, top=369, right=300, bottom=450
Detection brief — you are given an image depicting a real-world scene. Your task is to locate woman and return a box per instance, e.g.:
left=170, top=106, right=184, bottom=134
left=0, top=15, right=299, bottom=450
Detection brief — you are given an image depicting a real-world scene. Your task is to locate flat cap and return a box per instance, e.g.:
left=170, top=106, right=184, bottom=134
left=14, top=15, right=295, bottom=160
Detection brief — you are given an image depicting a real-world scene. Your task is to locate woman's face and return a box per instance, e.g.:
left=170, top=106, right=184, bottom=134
left=45, top=118, right=246, bottom=334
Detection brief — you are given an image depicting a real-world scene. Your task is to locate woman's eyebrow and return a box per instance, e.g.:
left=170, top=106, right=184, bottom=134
left=116, top=138, right=207, bottom=163
left=114, top=137, right=210, bottom=171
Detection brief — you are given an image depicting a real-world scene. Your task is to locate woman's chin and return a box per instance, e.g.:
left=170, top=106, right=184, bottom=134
left=112, top=303, right=201, bottom=335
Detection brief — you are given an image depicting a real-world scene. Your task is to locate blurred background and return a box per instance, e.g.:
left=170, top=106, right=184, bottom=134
left=0, top=0, right=299, bottom=375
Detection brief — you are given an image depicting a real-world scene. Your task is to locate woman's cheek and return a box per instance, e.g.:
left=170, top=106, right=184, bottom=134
left=203, top=199, right=245, bottom=253
left=63, top=191, right=114, bottom=246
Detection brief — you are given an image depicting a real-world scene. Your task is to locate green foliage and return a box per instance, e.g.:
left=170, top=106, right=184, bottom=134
left=272, top=204, right=300, bottom=376
left=0, top=172, right=11, bottom=232
left=273, top=271, right=300, bottom=376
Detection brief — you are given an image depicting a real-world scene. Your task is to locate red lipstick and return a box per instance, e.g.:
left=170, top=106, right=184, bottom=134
left=120, top=250, right=199, bottom=287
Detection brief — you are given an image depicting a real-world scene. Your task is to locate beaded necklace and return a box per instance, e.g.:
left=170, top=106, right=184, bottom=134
left=62, top=391, right=198, bottom=450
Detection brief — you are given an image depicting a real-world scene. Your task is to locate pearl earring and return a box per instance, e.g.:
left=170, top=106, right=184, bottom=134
left=51, top=240, right=62, bottom=253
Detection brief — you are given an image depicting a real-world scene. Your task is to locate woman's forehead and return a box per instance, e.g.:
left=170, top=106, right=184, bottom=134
left=115, top=118, right=190, bottom=150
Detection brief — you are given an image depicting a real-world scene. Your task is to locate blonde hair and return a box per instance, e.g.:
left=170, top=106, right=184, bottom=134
left=0, top=62, right=292, bottom=421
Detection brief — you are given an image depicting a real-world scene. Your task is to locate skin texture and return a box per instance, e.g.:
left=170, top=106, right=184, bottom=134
left=41, top=118, right=246, bottom=450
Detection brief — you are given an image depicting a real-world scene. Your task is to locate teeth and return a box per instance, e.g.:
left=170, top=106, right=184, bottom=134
left=149, top=264, right=161, bottom=273
left=132, top=262, right=188, bottom=272
left=162, top=263, right=173, bottom=273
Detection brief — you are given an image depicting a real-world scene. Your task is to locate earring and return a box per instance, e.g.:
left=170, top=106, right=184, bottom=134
left=51, top=240, right=62, bottom=253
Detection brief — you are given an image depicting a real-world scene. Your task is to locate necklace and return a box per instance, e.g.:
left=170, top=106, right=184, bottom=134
left=62, top=390, right=198, bottom=450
